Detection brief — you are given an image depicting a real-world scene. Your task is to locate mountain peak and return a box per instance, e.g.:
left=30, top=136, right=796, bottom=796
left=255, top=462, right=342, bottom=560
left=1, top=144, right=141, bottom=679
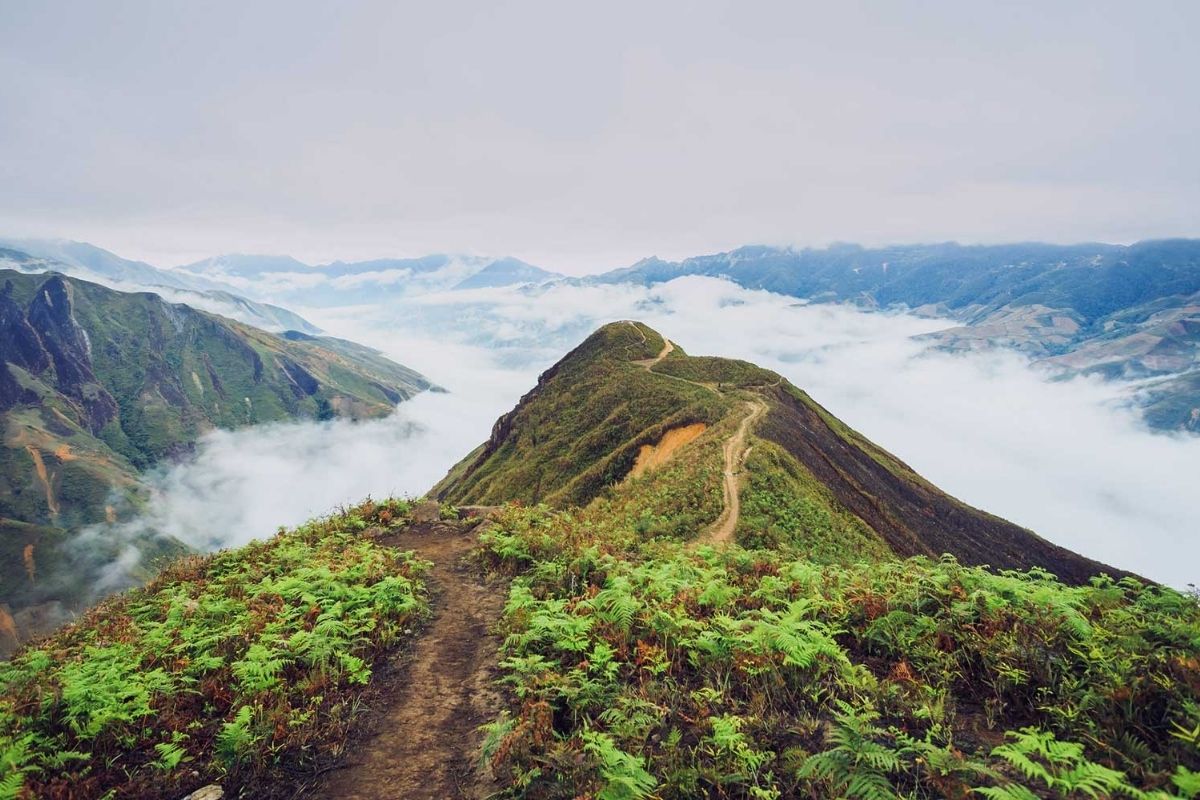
left=451, top=257, right=560, bottom=290
left=435, top=320, right=1126, bottom=584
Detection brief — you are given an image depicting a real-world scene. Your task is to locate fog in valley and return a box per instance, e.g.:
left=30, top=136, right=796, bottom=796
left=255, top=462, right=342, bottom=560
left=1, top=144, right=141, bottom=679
left=91, top=276, right=1200, bottom=589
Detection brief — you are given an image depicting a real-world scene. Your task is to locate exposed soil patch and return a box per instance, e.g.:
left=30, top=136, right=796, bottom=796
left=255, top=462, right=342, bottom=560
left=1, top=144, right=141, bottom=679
left=0, top=607, right=18, bottom=652
left=624, top=323, right=767, bottom=545
left=23, top=444, right=58, bottom=518
left=306, top=520, right=506, bottom=800
left=629, top=422, right=708, bottom=478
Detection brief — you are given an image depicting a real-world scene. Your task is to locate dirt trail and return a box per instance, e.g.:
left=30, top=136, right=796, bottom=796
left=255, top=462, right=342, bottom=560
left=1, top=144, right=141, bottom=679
left=624, top=321, right=769, bottom=544
left=700, top=397, right=768, bottom=544
left=313, top=519, right=504, bottom=800
left=633, top=335, right=675, bottom=368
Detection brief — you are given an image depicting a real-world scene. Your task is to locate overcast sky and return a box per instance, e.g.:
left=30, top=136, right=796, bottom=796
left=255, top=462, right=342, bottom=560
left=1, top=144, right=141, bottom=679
left=1, top=1, right=1197, bottom=273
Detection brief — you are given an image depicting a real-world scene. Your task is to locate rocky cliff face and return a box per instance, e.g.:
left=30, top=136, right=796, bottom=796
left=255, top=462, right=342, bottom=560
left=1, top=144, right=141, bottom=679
left=20, top=276, right=120, bottom=433
left=0, top=281, right=50, bottom=375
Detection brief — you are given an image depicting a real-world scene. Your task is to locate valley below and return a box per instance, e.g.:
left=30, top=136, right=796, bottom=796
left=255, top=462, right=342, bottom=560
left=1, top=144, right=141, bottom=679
left=0, top=267, right=436, bottom=656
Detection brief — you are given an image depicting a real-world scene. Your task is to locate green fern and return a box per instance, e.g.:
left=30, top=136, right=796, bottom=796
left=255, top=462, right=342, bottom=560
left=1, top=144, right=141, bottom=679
left=798, top=703, right=901, bottom=800
left=1172, top=766, right=1200, bottom=799
left=152, top=739, right=189, bottom=771
left=230, top=642, right=291, bottom=693
left=0, top=733, right=35, bottom=800
left=592, top=577, right=642, bottom=633
left=581, top=730, right=657, bottom=800
left=986, top=727, right=1140, bottom=799
left=216, top=705, right=259, bottom=765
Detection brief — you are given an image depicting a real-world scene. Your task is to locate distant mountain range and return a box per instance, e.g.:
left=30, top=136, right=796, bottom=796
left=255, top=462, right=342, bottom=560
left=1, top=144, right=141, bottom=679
left=0, top=268, right=434, bottom=650
left=591, top=240, right=1200, bottom=433
left=8, top=236, right=1200, bottom=433
left=0, top=241, right=322, bottom=334
left=175, top=251, right=565, bottom=306
left=0, top=239, right=567, bottom=325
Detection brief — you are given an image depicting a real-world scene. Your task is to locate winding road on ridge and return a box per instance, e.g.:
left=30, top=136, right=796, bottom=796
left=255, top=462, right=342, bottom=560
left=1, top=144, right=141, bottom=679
left=632, top=331, right=675, bottom=368
left=703, top=397, right=768, bottom=543
left=625, top=321, right=767, bottom=544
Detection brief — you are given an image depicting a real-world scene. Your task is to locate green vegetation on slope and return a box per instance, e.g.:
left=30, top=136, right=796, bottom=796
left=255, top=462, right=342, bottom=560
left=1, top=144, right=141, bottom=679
left=755, top=382, right=1123, bottom=584
left=652, top=351, right=780, bottom=389
left=439, top=321, right=1183, bottom=798
left=434, top=322, right=730, bottom=507
left=478, top=504, right=1200, bottom=799
left=0, top=498, right=429, bottom=799
left=2, top=320, right=1183, bottom=799
left=0, top=270, right=435, bottom=638
left=736, top=439, right=893, bottom=563
left=1, top=268, right=433, bottom=529
left=436, top=320, right=1122, bottom=583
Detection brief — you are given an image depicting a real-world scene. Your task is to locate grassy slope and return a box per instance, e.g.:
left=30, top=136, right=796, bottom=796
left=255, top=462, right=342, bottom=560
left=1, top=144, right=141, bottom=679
left=0, top=270, right=436, bottom=620
left=736, top=439, right=894, bottom=564
left=56, top=273, right=429, bottom=463
left=458, top=322, right=1197, bottom=794
left=0, top=499, right=430, bottom=800
left=757, top=383, right=1126, bottom=584
left=438, top=321, right=1199, bottom=796
left=479, top=506, right=1200, bottom=799
left=433, top=322, right=730, bottom=507
left=434, top=320, right=1122, bottom=583
left=2, top=269, right=432, bottom=523
left=5, top=321, right=1192, bottom=799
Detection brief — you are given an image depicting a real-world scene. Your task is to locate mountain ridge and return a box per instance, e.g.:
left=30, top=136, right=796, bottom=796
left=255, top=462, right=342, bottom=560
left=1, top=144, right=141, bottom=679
left=435, top=320, right=1125, bottom=584
left=0, top=243, right=322, bottom=334
left=176, top=251, right=566, bottom=304
left=1, top=322, right=1195, bottom=800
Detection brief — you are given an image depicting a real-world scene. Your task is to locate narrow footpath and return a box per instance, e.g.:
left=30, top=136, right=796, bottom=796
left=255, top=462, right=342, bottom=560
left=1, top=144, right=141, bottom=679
left=305, top=326, right=772, bottom=797
left=309, top=512, right=504, bottom=800
left=625, top=320, right=768, bottom=544
left=700, top=397, right=768, bottom=543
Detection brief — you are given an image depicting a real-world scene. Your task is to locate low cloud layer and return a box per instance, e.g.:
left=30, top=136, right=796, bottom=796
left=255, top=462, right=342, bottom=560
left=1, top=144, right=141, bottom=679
left=91, top=276, right=1200, bottom=589
left=126, top=396, right=479, bottom=551
left=80, top=391, right=497, bottom=581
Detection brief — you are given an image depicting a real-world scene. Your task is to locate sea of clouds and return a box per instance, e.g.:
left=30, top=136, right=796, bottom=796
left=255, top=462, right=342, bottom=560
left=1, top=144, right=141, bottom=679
left=92, top=276, right=1200, bottom=589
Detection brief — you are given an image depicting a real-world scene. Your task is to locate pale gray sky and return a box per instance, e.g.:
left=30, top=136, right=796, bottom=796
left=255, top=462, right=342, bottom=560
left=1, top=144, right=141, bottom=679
left=1, top=1, right=1197, bottom=274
